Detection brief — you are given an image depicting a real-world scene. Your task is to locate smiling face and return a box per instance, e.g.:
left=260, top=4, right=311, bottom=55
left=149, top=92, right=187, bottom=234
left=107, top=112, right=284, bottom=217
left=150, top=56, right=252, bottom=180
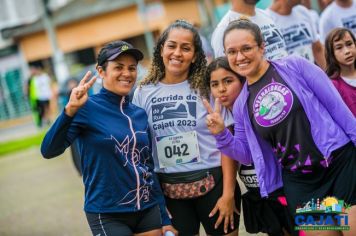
left=98, top=53, right=137, bottom=96
left=160, top=28, right=196, bottom=81
left=224, top=28, right=266, bottom=82
left=210, top=68, right=244, bottom=110
left=333, top=32, right=356, bottom=69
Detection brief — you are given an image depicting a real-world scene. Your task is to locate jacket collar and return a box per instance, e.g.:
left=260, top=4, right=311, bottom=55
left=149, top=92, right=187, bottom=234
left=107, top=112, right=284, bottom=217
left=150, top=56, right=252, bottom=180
left=100, top=87, right=130, bottom=106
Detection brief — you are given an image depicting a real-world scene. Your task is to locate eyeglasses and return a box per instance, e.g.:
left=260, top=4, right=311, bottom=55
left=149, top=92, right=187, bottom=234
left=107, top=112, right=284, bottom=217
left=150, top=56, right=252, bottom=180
left=225, top=45, right=258, bottom=58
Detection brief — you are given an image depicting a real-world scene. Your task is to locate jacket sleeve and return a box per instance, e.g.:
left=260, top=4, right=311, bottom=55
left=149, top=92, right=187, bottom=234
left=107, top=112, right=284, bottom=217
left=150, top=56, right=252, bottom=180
left=145, top=128, right=171, bottom=226
left=41, top=110, right=83, bottom=158
left=214, top=102, right=253, bottom=165
left=297, top=58, right=356, bottom=144
left=151, top=170, right=171, bottom=226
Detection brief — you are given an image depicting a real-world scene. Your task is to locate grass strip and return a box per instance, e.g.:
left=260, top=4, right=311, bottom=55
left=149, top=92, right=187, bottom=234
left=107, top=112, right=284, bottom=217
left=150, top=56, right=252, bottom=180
left=0, top=131, right=46, bottom=157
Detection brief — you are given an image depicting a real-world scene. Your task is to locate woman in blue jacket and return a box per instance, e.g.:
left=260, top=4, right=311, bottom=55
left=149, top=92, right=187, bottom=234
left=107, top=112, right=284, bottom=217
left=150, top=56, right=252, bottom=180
left=41, top=41, right=176, bottom=236
left=204, top=19, right=356, bottom=236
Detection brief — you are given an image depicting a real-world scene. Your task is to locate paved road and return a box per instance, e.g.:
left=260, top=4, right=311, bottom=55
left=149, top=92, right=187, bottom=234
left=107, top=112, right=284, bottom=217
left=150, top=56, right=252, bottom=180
left=0, top=147, right=90, bottom=236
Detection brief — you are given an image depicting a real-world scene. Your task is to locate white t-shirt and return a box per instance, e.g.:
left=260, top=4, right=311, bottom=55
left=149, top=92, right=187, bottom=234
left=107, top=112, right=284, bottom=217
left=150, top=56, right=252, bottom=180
left=319, top=1, right=356, bottom=43
left=211, top=8, right=288, bottom=60
left=308, top=9, right=320, bottom=34
left=342, top=76, right=356, bottom=87
left=34, top=73, right=52, bottom=101
left=132, top=80, right=233, bottom=173
left=266, top=5, right=318, bottom=62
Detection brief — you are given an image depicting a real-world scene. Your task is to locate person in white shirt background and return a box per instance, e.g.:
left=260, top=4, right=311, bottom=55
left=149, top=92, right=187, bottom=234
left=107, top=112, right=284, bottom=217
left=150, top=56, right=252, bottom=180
left=319, top=0, right=356, bottom=43
left=301, top=0, right=320, bottom=35
left=30, top=65, right=53, bottom=127
left=133, top=20, right=241, bottom=236
left=267, top=0, right=326, bottom=69
left=211, top=0, right=288, bottom=60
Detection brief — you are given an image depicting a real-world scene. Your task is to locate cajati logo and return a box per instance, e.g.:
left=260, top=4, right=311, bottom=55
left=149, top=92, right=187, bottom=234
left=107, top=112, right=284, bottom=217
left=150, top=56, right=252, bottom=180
left=294, top=197, right=351, bottom=231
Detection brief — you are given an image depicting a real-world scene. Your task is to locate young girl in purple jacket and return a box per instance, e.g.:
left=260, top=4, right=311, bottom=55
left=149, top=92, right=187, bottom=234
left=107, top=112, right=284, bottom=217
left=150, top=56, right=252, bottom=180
left=204, top=19, right=356, bottom=236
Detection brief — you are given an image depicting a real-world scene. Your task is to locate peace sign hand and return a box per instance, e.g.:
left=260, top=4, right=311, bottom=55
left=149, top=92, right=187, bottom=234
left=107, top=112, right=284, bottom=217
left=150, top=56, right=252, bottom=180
left=65, top=71, right=97, bottom=117
left=203, top=98, right=226, bottom=135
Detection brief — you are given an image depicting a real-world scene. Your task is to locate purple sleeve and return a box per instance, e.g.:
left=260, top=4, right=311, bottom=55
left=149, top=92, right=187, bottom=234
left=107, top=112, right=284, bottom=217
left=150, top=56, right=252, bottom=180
left=214, top=103, right=253, bottom=165
left=297, top=58, right=356, bottom=144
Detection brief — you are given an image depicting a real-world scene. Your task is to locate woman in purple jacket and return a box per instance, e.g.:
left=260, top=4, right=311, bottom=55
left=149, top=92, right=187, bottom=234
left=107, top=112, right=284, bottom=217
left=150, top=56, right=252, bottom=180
left=204, top=19, right=356, bottom=236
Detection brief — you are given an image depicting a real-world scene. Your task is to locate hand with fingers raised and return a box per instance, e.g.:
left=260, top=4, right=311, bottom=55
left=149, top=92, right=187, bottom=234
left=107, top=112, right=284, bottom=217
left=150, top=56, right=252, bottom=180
left=202, top=98, right=226, bottom=135
left=65, top=71, right=97, bottom=117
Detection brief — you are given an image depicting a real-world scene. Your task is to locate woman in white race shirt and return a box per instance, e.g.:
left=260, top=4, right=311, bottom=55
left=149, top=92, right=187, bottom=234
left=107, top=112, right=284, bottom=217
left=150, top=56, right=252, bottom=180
left=133, top=20, right=241, bottom=236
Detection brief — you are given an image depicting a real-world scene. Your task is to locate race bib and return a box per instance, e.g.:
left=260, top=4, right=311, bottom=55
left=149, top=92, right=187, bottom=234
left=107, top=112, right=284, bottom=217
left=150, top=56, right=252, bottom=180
left=156, top=131, right=201, bottom=168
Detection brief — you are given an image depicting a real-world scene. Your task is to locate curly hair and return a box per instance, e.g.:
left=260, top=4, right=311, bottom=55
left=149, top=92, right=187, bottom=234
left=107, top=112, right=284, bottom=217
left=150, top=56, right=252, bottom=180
left=325, top=28, right=356, bottom=78
left=140, top=19, right=208, bottom=97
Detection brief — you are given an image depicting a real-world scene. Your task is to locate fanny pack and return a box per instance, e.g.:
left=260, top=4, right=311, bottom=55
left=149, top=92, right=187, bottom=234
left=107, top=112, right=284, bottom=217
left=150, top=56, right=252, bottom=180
left=158, top=167, right=222, bottom=199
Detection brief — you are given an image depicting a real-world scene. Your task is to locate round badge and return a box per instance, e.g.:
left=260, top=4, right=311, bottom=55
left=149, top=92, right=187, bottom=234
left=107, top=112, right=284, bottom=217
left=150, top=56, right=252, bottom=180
left=253, top=82, right=293, bottom=127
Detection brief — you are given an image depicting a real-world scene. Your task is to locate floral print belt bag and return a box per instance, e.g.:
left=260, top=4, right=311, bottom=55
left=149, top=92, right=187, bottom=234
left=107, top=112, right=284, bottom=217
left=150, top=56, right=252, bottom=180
left=158, top=167, right=222, bottom=199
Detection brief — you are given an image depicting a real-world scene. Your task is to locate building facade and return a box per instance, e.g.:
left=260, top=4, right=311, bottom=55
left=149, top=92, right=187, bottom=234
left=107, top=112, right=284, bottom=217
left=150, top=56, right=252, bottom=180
left=0, top=0, right=214, bottom=120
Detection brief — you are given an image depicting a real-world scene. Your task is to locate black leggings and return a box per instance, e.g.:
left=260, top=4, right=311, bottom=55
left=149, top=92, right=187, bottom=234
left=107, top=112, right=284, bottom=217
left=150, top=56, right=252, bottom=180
left=85, top=205, right=161, bottom=236
left=36, top=100, right=49, bottom=126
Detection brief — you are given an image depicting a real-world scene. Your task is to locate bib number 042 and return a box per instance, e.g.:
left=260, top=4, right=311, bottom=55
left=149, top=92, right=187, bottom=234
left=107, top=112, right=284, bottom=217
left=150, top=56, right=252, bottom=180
left=156, top=131, right=201, bottom=168
left=164, top=144, right=189, bottom=158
